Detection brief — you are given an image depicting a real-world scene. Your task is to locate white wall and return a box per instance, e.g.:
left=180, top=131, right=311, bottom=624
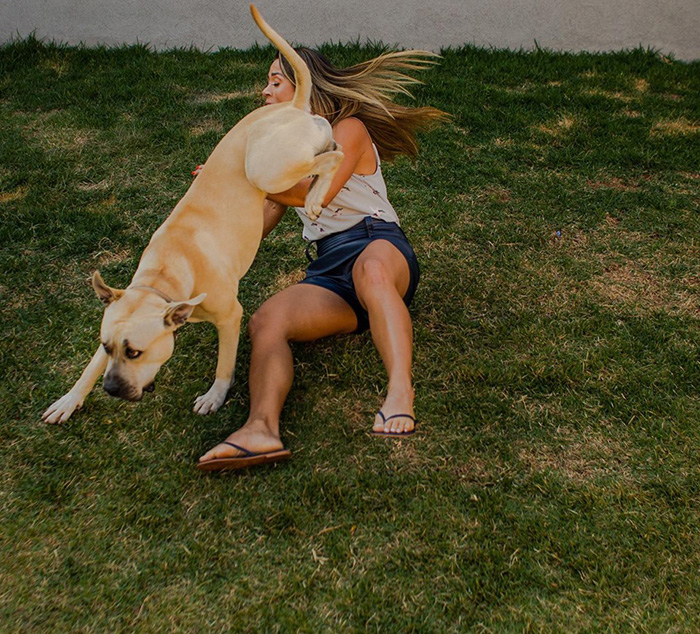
left=2, top=0, right=698, bottom=61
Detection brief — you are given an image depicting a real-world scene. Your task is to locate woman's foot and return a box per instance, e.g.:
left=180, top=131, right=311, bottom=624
left=198, top=418, right=284, bottom=464
left=372, top=389, right=416, bottom=435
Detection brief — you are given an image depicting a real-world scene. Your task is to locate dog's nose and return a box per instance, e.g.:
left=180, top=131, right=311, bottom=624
left=103, top=377, right=122, bottom=398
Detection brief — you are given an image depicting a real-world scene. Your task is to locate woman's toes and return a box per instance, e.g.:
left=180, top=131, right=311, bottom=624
left=395, top=416, right=413, bottom=433
left=199, top=441, right=243, bottom=463
left=198, top=444, right=223, bottom=462
left=373, top=411, right=415, bottom=434
left=373, top=415, right=386, bottom=432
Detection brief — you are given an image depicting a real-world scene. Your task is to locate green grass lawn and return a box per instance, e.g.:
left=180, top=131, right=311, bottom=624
left=1, top=37, right=699, bottom=631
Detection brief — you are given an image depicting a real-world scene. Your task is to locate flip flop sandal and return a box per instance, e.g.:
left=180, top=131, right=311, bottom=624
left=197, top=441, right=291, bottom=472
left=371, top=411, right=418, bottom=437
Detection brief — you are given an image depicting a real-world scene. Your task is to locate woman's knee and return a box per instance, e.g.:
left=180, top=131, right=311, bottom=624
left=354, top=242, right=410, bottom=299
left=248, top=302, right=288, bottom=342
left=354, top=257, right=392, bottom=294
left=355, top=258, right=408, bottom=309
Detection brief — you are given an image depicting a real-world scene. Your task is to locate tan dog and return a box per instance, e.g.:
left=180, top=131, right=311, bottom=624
left=42, top=5, right=344, bottom=424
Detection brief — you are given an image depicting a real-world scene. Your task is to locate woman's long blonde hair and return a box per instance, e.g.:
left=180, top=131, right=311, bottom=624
left=277, top=48, right=448, bottom=162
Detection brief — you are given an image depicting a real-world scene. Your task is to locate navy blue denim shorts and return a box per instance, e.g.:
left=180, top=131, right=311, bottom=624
left=299, top=217, right=420, bottom=333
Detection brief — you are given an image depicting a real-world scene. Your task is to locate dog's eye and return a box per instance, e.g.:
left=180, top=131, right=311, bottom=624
left=102, top=342, right=112, bottom=355
left=125, top=347, right=142, bottom=360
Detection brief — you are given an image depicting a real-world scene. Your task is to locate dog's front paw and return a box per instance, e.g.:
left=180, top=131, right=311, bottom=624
left=303, top=181, right=323, bottom=221
left=193, top=380, right=229, bottom=415
left=302, top=150, right=343, bottom=221
left=42, top=393, right=83, bottom=424
left=304, top=204, right=322, bottom=222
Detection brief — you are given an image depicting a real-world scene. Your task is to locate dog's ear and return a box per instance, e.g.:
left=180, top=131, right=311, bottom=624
left=92, top=271, right=124, bottom=306
left=163, top=293, right=207, bottom=328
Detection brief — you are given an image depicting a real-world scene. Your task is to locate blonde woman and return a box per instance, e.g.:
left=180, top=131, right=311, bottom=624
left=198, top=48, right=446, bottom=471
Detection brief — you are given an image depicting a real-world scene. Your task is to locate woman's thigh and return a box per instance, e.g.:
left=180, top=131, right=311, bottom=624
left=352, top=239, right=411, bottom=303
left=251, top=282, right=359, bottom=343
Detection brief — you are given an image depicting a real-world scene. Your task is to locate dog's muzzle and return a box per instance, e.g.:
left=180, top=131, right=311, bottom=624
left=103, top=374, right=154, bottom=401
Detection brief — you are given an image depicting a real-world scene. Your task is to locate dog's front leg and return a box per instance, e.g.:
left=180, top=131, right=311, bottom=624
left=43, top=346, right=109, bottom=423
left=304, top=150, right=344, bottom=220
left=193, top=302, right=243, bottom=415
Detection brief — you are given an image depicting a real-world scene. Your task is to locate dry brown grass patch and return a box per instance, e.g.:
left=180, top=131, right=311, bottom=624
left=586, top=176, right=641, bottom=192
left=537, top=115, right=576, bottom=137
left=590, top=261, right=700, bottom=316
left=583, top=88, right=634, bottom=103
left=535, top=222, right=700, bottom=317
left=620, top=108, right=643, bottom=119
left=87, top=194, right=117, bottom=212
left=23, top=111, right=98, bottom=151
left=41, top=58, right=69, bottom=76
left=480, top=186, right=511, bottom=203
left=269, top=268, right=305, bottom=294
left=493, top=137, right=514, bottom=148
left=452, top=455, right=504, bottom=485
left=0, top=186, right=28, bottom=203
left=651, top=118, right=699, bottom=136
left=190, top=119, right=225, bottom=137
left=77, top=179, right=112, bottom=192
left=593, top=262, right=662, bottom=309
left=634, top=78, right=650, bottom=93
left=387, top=439, right=423, bottom=466
left=518, top=428, right=633, bottom=482
left=96, top=247, right=132, bottom=267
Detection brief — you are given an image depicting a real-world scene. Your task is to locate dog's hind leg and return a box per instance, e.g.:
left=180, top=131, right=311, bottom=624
left=303, top=150, right=344, bottom=220
left=43, top=347, right=109, bottom=423
left=193, top=301, right=243, bottom=415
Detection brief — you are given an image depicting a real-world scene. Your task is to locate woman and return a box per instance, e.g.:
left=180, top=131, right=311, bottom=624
left=197, top=48, right=446, bottom=471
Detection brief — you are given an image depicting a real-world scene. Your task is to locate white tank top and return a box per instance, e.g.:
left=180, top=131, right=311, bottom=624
left=294, top=144, right=400, bottom=241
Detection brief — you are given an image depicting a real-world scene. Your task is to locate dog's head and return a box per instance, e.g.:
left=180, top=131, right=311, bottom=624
left=92, top=271, right=205, bottom=401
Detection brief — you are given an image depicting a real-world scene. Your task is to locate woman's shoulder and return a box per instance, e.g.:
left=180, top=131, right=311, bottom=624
left=332, top=116, right=371, bottom=139
left=332, top=117, right=375, bottom=160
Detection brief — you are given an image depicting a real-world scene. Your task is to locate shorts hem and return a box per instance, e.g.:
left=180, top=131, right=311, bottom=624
left=299, top=218, right=420, bottom=335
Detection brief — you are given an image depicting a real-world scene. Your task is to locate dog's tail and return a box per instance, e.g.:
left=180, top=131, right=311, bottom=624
left=250, top=4, right=311, bottom=112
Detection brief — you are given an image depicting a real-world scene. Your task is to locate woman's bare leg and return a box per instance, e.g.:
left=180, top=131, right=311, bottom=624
left=198, top=284, right=357, bottom=462
left=352, top=240, right=416, bottom=435
left=199, top=237, right=418, bottom=462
